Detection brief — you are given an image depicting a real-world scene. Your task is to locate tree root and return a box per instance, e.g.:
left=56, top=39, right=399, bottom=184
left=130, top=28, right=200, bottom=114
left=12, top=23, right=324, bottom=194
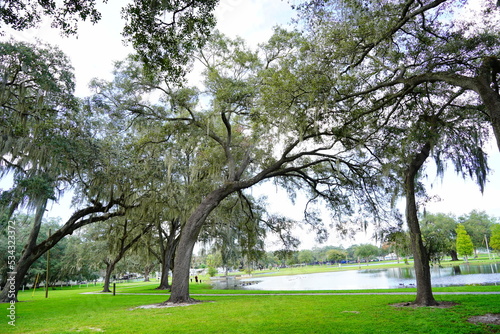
left=163, top=296, right=202, bottom=305
left=391, top=301, right=458, bottom=308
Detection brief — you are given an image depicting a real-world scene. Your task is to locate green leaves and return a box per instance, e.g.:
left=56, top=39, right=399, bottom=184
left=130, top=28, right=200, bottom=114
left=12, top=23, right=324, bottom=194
left=122, top=0, right=218, bottom=82
left=491, top=224, right=500, bottom=252
left=455, top=223, right=474, bottom=259
left=0, top=0, right=106, bottom=35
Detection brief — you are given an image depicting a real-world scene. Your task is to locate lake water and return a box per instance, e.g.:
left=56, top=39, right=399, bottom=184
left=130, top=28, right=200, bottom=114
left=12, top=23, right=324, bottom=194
left=212, top=263, right=500, bottom=290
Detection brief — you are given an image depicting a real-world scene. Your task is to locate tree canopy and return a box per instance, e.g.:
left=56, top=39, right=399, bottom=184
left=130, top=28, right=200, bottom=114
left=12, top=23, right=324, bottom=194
left=455, top=224, right=475, bottom=261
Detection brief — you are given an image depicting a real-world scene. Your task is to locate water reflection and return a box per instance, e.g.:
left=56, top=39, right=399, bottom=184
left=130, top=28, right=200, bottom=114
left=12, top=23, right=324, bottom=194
left=211, top=263, right=500, bottom=291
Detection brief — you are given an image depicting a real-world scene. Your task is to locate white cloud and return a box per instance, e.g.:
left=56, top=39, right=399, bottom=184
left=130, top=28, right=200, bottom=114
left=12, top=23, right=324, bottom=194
left=215, top=0, right=295, bottom=46
left=423, top=149, right=500, bottom=218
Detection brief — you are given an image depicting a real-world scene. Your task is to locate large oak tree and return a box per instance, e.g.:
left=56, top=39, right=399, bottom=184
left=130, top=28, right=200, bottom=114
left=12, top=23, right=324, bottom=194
left=297, top=0, right=497, bottom=305
left=90, top=29, right=394, bottom=303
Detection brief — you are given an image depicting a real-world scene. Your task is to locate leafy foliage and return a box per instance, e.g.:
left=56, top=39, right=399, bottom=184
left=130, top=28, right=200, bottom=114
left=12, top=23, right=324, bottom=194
left=354, top=244, right=380, bottom=262
left=455, top=224, right=474, bottom=260
left=491, top=224, right=500, bottom=252
left=122, top=0, right=218, bottom=81
left=459, top=210, right=497, bottom=249
left=0, top=0, right=106, bottom=35
left=421, top=213, right=458, bottom=263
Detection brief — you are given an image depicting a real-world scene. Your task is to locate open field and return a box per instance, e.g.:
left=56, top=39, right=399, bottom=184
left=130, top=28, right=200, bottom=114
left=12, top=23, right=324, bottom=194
left=2, top=279, right=500, bottom=333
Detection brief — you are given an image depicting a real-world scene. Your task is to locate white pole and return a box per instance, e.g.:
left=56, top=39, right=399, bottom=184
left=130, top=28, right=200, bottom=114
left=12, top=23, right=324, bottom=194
left=485, top=235, right=492, bottom=260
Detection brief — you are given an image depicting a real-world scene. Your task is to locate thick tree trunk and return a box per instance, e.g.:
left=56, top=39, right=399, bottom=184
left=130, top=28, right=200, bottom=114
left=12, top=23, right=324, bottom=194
left=0, top=200, right=47, bottom=303
left=167, top=184, right=236, bottom=304
left=477, top=87, right=500, bottom=151
left=449, top=250, right=459, bottom=261
left=475, top=57, right=500, bottom=152
left=166, top=233, right=198, bottom=304
left=0, top=252, right=35, bottom=303
left=101, top=261, right=116, bottom=293
left=404, top=142, right=438, bottom=306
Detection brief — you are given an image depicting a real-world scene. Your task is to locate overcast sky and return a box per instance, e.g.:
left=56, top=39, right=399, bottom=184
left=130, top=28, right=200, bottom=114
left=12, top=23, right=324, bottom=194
left=2, top=0, right=499, bottom=249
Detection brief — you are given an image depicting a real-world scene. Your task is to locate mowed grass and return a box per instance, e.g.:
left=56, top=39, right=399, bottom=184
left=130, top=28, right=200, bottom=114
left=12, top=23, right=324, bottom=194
left=1, top=282, right=500, bottom=333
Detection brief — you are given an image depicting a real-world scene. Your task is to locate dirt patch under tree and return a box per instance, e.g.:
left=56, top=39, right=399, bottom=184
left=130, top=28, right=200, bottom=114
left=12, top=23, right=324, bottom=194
left=390, top=301, right=459, bottom=308
left=468, top=314, right=500, bottom=326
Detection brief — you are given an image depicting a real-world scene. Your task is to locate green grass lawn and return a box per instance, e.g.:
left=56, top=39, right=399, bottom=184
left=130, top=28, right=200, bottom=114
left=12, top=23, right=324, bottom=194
left=1, top=281, right=499, bottom=333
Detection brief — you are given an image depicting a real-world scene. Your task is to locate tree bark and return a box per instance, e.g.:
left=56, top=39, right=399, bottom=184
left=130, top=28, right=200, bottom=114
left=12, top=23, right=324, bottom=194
left=156, top=242, right=177, bottom=290
left=156, top=268, right=170, bottom=290
left=479, top=91, right=500, bottom=151
left=449, top=250, right=459, bottom=261
left=474, top=57, right=500, bottom=151
left=101, top=261, right=116, bottom=293
left=0, top=199, right=47, bottom=303
left=156, top=220, right=180, bottom=290
left=0, top=254, right=33, bottom=303
left=167, top=184, right=237, bottom=304
left=404, top=142, right=438, bottom=306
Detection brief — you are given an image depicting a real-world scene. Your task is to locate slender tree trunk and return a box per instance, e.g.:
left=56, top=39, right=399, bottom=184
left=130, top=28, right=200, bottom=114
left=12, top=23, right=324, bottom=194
left=156, top=244, right=176, bottom=290
left=404, top=142, right=438, bottom=306
left=101, top=261, right=116, bottom=293
left=0, top=197, right=21, bottom=223
left=157, top=267, right=169, bottom=290
left=449, top=250, right=459, bottom=261
left=167, top=185, right=236, bottom=304
left=156, top=221, right=180, bottom=290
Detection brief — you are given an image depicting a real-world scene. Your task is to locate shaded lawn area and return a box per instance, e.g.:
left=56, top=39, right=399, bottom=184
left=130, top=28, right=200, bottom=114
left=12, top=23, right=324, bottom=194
left=1, top=284, right=499, bottom=333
